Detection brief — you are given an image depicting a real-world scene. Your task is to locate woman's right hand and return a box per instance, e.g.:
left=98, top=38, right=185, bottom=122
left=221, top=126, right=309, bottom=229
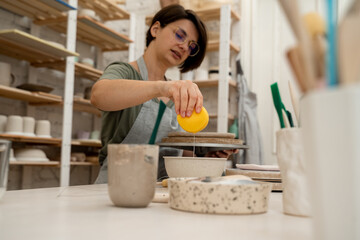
left=162, top=80, right=203, bottom=118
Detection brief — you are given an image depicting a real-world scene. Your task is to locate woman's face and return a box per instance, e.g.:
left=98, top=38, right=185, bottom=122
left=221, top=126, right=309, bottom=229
left=152, top=19, right=199, bottom=66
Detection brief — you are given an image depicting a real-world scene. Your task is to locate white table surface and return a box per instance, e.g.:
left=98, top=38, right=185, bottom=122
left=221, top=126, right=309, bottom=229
left=0, top=184, right=313, bottom=240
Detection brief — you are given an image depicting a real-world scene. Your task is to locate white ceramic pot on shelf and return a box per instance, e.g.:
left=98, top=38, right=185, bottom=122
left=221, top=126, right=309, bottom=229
left=23, top=117, right=36, bottom=137
left=5, top=115, right=23, bottom=135
left=35, top=120, right=51, bottom=138
left=0, top=62, right=15, bottom=87
left=0, top=115, right=7, bottom=133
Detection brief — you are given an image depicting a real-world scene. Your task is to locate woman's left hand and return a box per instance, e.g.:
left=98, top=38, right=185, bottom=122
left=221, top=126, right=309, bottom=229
left=205, top=149, right=239, bottom=159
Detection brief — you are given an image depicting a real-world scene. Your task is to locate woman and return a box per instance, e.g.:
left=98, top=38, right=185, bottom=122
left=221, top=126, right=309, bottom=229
left=91, top=4, right=235, bottom=183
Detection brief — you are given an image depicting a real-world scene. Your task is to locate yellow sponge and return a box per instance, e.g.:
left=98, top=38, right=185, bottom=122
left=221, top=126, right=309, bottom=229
left=177, top=106, right=209, bottom=133
left=303, top=12, right=326, bottom=36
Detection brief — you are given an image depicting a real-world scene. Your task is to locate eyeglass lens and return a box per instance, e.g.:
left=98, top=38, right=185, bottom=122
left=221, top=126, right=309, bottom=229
left=174, top=28, right=199, bottom=56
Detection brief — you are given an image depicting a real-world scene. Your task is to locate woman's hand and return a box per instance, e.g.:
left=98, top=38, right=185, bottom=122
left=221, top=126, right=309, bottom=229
left=205, top=149, right=239, bottom=159
left=162, top=80, right=203, bottom=118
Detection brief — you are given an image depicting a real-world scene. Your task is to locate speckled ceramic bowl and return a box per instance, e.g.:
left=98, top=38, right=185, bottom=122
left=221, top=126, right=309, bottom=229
left=164, top=156, right=226, bottom=178
left=168, top=176, right=272, bottom=215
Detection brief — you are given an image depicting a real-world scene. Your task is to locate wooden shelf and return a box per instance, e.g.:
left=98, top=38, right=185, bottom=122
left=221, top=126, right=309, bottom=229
left=78, top=0, right=129, bottom=21
left=193, top=79, right=237, bottom=88
left=209, top=113, right=235, bottom=121
left=73, top=98, right=101, bottom=116
left=10, top=161, right=60, bottom=167
left=70, top=161, right=99, bottom=166
left=0, top=134, right=61, bottom=145
left=0, top=134, right=102, bottom=148
left=0, top=29, right=79, bottom=64
left=0, top=0, right=75, bottom=21
left=32, top=61, right=103, bottom=81
left=207, top=40, right=240, bottom=53
left=71, top=139, right=102, bottom=148
left=0, top=85, right=62, bottom=105
left=0, top=85, right=101, bottom=116
left=10, top=161, right=99, bottom=167
left=195, top=6, right=240, bottom=21
left=146, top=6, right=240, bottom=25
left=34, top=16, right=132, bottom=51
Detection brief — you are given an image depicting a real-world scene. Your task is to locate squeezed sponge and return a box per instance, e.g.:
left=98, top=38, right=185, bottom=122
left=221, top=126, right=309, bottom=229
left=177, top=106, right=209, bottom=133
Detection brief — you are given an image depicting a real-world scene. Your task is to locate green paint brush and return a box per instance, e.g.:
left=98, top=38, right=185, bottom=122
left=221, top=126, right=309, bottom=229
left=271, top=83, right=285, bottom=128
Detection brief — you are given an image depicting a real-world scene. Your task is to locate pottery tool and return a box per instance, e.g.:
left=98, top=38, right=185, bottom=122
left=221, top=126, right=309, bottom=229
left=338, top=0, right=360, bottom=84
left=282, top=109, right=290, bottom=128
left=177, top=106, right=209, bottom=133
left=325, top=0, right=339, bottom=86
left=282, top=103, right=294, bottom=127
left=278, top=0, right=317, bottom=91
left=271, top=83, right=285, bottom=128
left=303, top=12, right=327, bottom=79
left=148, top=100, right=166, bottom=144
left=288, top=80, right=300, bottom=124
left=286, top=46, right=307, bottom=92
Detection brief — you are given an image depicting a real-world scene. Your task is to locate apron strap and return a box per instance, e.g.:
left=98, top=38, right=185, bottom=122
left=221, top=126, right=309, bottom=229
left=137, top=56, right=148, bottom=81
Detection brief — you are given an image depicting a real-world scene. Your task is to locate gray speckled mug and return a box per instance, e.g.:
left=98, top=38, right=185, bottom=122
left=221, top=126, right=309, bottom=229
left=107, top=144, right=159, bottom=208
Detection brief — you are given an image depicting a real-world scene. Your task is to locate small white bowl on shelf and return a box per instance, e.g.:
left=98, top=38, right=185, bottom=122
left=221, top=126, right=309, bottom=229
left=78, top=9, right=101, bottom=22
left=79, top=58, right=95, bottom=68
left=14, top=148, right=49, bottom=162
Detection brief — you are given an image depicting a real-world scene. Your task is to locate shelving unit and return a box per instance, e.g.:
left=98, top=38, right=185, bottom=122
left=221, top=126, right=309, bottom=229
left=10, top=161, right=99, bottom=167
left=72, top=98, right=101, bottom=116
left=0, top=85, right=62, bottom=104
left=145, top=6, right=240, bottom=24
left=0, top=0, right=108, bottom=188
left=0, top=85, right=100, bottom=116
left=209, top=113, right=235, bottom=121
left=0, top=29, right=79, bottom=63
left=10, top=161, right=60, bottom=167
left=207, top=40, right=240, bottom=53
left=0, top=0, right=75, bottom=20
left=0, top=134, right=61, bottom=145
left=32, top=61, right=103, bottom=81
left=0, top=134, right=101, bottom=148
left=193, top=79, right=237, bottom=88
left=78, top=0, right=129, bottom=21
left=34, top=16, right=132, bottom=51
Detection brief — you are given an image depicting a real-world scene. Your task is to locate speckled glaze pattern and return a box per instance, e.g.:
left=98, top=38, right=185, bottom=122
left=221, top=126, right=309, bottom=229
left=168, top=177, right=272, bottom=215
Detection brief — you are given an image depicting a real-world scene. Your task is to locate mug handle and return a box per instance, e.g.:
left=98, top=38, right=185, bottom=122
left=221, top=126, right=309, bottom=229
left=10, top=73, right=15, bottom=86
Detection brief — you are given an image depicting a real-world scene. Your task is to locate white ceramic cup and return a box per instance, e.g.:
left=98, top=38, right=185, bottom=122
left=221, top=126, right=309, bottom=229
left=181, top=70, right=194, bottom=81
left=5, top=115, right=23, bottom=134
left=0, top=115, right=7, bottom=133
left=23, top=117, right=35, bottom=136
left=35, top=120, right=51, bottom=137
left=107, top=144, right=159, bottom=208
left=77, top=131, right=90, bottom=139
left=195, top=69, right=208, bottom=81
left=276, top=128, right=310, bottom=217
left=302, top=86, right=360, bottom=240
left=9, top=148, right=16, bottom=162
left=90, top=130, right=100, bottom=140
left=0, top=62, right=15, bottom=87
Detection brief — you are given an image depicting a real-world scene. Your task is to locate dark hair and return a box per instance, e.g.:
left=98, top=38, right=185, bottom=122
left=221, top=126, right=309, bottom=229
left=146, top=4, right=207, bottom=73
